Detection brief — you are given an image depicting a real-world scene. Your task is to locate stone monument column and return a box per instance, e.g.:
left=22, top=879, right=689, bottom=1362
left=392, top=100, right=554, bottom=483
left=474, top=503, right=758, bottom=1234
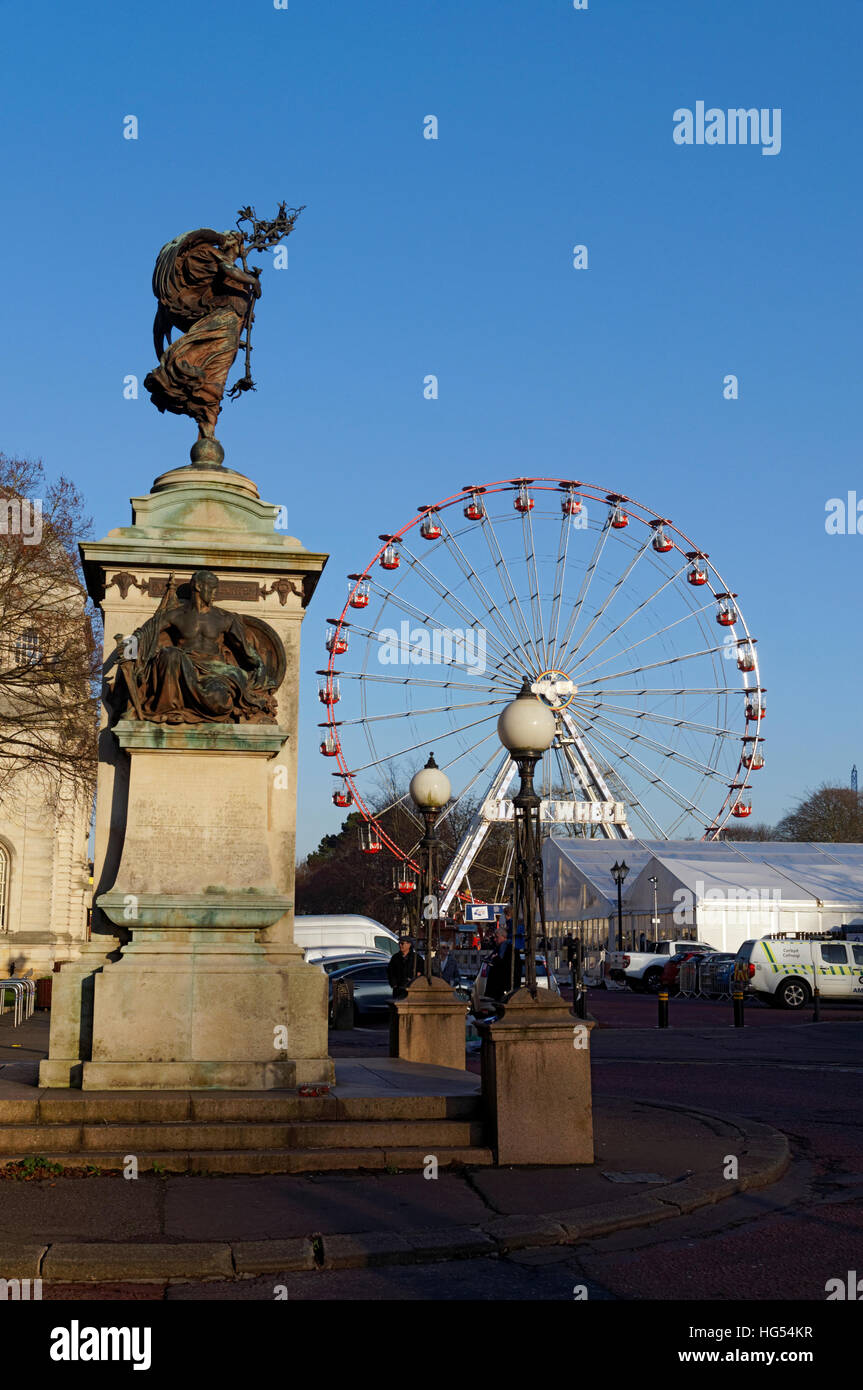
left=40, top=462, right=331, bottom=1088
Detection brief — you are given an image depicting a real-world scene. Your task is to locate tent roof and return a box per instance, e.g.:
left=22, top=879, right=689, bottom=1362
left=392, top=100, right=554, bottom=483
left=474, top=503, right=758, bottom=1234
left=544, top=836, right=863, bottom=907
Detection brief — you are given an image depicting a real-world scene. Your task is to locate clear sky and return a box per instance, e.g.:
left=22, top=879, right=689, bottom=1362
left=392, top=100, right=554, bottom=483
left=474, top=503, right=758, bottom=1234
left=1, top=0, right=860, bottom=857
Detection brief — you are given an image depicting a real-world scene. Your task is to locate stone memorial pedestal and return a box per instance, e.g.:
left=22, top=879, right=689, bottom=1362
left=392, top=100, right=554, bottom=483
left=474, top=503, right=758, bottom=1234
left=478, top=988, right=595, bottom=1164
left=390, top=976, right=467, bottom=1071
left=40, top=460, right=332, bottom=1090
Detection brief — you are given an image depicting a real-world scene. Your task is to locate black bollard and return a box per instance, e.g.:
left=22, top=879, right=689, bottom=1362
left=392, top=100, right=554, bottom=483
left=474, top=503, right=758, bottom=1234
left=812, top=976, right=821, bottom=1023
left=658, top=990, right=669, bottom=1028
left=732, top=989, right=745, bottom=1028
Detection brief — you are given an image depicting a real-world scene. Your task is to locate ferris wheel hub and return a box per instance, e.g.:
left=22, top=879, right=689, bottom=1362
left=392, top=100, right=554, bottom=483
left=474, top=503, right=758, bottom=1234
left=531, top=670, right=577, bottom=710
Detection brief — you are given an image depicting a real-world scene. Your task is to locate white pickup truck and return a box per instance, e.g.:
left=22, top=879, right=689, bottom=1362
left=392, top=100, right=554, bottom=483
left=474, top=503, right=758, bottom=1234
left=605, top=941, right=713, bottom=994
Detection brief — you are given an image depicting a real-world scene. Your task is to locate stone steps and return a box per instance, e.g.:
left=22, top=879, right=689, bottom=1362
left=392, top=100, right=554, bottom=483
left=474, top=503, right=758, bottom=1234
left=0, top=1118, right=484, bottom=1154
left=0, top=1088, right=490, bottom=1173
left=0, top=1145, right=495, bottom=1174
left=0, top=1092, right=479, bottom=1124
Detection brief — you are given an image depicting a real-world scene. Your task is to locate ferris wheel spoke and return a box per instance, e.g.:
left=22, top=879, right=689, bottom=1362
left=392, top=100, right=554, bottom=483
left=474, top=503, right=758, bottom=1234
left=339, top=614, right=523, bottom=687
left=588, top=687, right=743, bottom=697
left=582, top=721, right=710, bottom=822
left=566, top=560, right=689, bottom=674
left=559, top=532, right=652, bottom=671
left=570, top=697, right=741, bottom=741
left=367, top=788, right=426, bottom=832
left=577, top=730, right=671, bottom=838
left=522, top=509, right=548, bottom=668
left=546, top=512, right=575, bottom=674
left=333, top=669, right=514, bottom=694
left=345, top=712, right=499, bottom=777
left=574, top=706, right=730, bottom=782
left=356, top=577, right=519, bottom=677
left=551, top=517, right=612, bottom=673
left=577, top=640, right=732, bottom=690
left=339, top=697, right=516, bottom=729
left=574, top=602, right=716, bottom=685
left=479, top=508, right=545, bottom=676
left=433, top=517, right=540, bottom=679
left=396, top=538, right=531, bottom=675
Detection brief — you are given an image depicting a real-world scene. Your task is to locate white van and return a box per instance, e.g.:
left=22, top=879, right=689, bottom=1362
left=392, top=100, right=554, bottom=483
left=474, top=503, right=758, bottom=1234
left=293, top=915, right=399, bottom=960
left=735, top=935, right=863, bottom=1009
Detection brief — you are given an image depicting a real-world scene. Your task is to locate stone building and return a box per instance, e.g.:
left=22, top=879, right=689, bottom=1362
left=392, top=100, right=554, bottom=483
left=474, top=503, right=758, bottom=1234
left=0, top=775, right=91, bottom=977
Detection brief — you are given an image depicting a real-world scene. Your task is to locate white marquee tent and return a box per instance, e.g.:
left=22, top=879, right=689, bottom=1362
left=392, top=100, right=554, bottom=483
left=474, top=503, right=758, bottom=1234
left=542, top=838, right=863, bottom=955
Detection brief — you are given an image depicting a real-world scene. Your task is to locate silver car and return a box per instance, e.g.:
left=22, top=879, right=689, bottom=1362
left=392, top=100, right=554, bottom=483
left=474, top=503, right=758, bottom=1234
left=471, top=953, right=560, bottom=1015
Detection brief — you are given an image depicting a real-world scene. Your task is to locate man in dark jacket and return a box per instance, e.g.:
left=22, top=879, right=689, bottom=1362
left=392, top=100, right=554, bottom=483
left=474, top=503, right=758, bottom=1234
left=387, top=938, right=424, bottom=999
left=486, top=925, right=522, bottom=1002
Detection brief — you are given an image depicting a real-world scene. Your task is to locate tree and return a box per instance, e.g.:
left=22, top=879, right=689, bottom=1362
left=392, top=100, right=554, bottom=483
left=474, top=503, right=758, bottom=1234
left=295, top=785, right=515, bottom=927
left=0, top=454, right=100, bottom=805
left=721, top=822, right=777, bottom=841
left=774, top=785, right=863, bottom=843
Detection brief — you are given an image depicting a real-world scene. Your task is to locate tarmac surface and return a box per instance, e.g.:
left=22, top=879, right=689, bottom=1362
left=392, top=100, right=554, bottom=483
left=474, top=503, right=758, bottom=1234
left=0, top=993, right=859, bottom=1300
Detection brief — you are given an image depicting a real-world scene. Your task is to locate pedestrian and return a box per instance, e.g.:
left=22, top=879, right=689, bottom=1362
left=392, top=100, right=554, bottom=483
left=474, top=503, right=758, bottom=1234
left=387, top=937, right=424, bottom=999
left=433, top=942, right=460, bottom=987
left=486, top=924, right=522, bottom=1002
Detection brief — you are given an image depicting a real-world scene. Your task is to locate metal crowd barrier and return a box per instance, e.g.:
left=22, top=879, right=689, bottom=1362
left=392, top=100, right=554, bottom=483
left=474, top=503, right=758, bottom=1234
left=0, top=978, right=34, bottom=1028
left=677, top=959, right=699, bottom=998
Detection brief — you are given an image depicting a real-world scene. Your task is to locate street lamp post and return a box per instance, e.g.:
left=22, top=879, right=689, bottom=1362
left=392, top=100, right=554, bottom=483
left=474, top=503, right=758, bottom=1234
left=409, top=753, right=451, bottom=983
left=610, top=860, right=629, bottom=954
left=649, top=874, right=660, bottom=946
left=498, top=679, right=557, bottom=997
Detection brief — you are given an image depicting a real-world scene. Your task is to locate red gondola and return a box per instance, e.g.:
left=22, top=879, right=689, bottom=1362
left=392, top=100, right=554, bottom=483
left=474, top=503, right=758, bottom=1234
left=715, top=593, right=738, bottom=626
left=347, top=574, right=370, bottom=608
left=560, top=481, right=582, bottom=517
left=606, top=494, right=629, bottom=528
left=325, top=624, right=348, bottom=655
left=650, top=519, right=673, bottom=553
left=686, top=551, right=708, bottom=585
left=513, top=480, right=534, bottom=513
left=317, top=675, right=340, bottom=705
left=463, top=485, right=486, bottom=521
left=358, top=824, right=381, bottom=854
left=418, top=506, right=442, bottom=540
left=332, top=788, right=353, bottom=807
left=379, top=536, right=401, bottom=571
left=736, top=641, right=756, bottom=673
left=320, top=733, right=339, bottom=757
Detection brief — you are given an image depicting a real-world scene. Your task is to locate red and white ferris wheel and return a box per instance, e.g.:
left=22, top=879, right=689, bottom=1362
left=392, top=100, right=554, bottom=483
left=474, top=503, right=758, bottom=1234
left=317, top=478, right=765, bottom=913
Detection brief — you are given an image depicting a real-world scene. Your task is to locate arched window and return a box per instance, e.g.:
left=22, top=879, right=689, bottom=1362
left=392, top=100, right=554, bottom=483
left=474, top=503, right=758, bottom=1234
left=0, top=844, right=9, bottom=932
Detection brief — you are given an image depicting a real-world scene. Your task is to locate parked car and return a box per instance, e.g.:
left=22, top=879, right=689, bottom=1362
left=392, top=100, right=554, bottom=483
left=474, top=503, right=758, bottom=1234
left=294, top=915, right=399, bottom=959
left=734, top=936, right=863, bottom=1010
left=700, top=953, right=737, bottom=997
left=606, top=940, right=714, bottom=993
left=327, top=959, right=395, bottom=1023
left=471, top=953, right=560, bottom=1016
left=659, top=949, right=715, bottom=994
left=314, top=952, right=390, bottom=974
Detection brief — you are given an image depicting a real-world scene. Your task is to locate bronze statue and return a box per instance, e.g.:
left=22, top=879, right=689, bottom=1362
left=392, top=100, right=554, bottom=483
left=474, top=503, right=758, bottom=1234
left=144, top=204, right=303, bottom=466
left=113, top=571, right=285, bottom=725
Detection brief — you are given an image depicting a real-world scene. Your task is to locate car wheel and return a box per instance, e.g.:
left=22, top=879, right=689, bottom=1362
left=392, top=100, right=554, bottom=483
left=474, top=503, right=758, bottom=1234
left=643, top=969, right=663, bottom=994
left=777, top=978, right=810, bottom=1010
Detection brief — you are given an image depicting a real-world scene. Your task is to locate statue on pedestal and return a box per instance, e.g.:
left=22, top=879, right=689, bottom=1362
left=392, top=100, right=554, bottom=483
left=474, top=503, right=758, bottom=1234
left=143, top=203, right=303, bottom=466
left=113, top=570, right=285, bottom=725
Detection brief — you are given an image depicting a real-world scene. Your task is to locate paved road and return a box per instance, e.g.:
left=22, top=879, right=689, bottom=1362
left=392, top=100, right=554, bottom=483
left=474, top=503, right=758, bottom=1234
left=6, top=997, right=861, bottom=1303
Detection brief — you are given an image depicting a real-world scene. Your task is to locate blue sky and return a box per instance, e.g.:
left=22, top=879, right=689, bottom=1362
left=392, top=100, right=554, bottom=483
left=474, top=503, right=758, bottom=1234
left=1, top=0, right=860, bottom=856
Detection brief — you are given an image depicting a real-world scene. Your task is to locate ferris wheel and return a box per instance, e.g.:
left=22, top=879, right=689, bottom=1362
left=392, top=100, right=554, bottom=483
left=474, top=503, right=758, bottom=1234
left=317, top=478, right=765, bottom=914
